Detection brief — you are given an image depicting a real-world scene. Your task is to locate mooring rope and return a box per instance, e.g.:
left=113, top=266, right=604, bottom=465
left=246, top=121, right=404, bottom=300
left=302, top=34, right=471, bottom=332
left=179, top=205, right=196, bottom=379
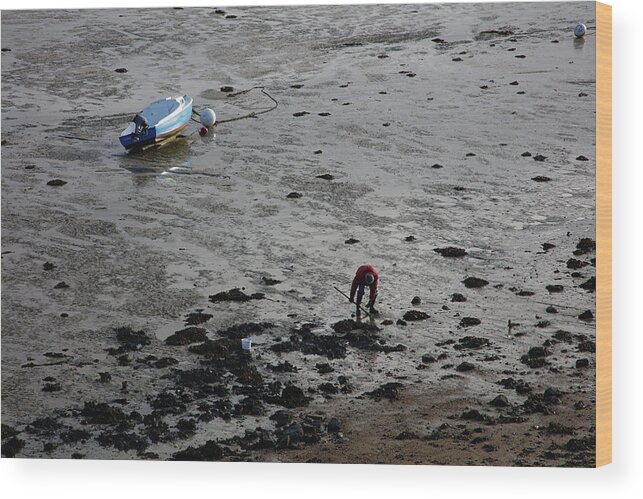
left=192, top=86, right=278, bottom=125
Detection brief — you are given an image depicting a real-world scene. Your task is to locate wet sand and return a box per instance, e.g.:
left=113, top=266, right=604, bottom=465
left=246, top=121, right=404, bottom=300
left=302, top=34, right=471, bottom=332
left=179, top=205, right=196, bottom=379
left=1, top=3, right=596, bottom=465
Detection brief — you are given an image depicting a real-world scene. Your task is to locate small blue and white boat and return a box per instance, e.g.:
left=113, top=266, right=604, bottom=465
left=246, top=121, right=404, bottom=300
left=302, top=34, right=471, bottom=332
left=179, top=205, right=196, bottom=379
left=119, top=95, right=193, bottom=151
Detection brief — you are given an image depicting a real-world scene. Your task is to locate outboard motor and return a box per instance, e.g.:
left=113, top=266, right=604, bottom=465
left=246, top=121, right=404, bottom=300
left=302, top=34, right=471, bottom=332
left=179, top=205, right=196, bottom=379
left=133, top=114, right=149, bottom=136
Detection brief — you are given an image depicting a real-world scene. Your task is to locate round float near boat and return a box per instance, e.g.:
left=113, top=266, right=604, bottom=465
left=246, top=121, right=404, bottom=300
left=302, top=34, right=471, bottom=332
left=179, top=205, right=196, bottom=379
left=574, top=23, right=586, bottom=38
left=200, top=108, right=216, bottom=127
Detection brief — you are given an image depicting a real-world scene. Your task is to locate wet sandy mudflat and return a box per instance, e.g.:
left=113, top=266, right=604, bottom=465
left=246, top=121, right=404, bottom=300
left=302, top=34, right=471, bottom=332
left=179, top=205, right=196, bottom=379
left=1, top=3, right=596, bottom=465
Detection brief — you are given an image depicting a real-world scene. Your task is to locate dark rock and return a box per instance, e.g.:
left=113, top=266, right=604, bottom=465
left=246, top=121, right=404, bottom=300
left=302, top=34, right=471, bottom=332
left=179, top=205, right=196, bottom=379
left=53, top=281, right=69, bottom=289
left=290, top=83, right=303, bottom=88
left=218, top=322, right=274, bottom=340
left=314, top=150, right=322, bottom=154
left=287, top=192, right=303, bottom=198
left=578, top=340, right=596, bottom=353
left=114, top=327, right=151, bottom=352
left=277, top=385, right=311, bottom=408
left=489, top=395, right=510, bottom=407
left=332, top=319, right=379, bottom=334
left=431, top=163, right=443, bottom=169
left=459, top=317, right=481, bottom=328
left=114, top=68, right=128, bottom=73
left=564, top=437, right=593, bottom=452
left=292, top=111, right=309, bottom=117
left=365, top=382, right=403, bottom=401
left=47, top=178, right=67, bottom=187
left=234, top=397, right=264, bottom=416
left=165, top=327, right=208, bottom=346
left=81, top=402, right=127, bottom=424
left=454, top=336, right=490, bottom=350
left=456, top=361, right=475, bottom=372
left=318, top=382, right=338, bottom=394
left=42, top=382, right=62, bottom=392
left=576, top=155, right=589, bottom=161
left=542, top=243, right=556, bottom=251
left=531, top=176, right=552, bottom=182
left=327, top=417, right=341, bottom=433
left=509, top=81, right=519, bottom=86
left=411, top=296, right=422, bottom=305
left=460, top=409, right=492, bottom=423
left=434, top=247, right=467, bottom=257
left=403, top=310, right=429, bottom=321
left=97, top=431, right=147, bottom=452
left=574, top=238, right=596, bottom=256
left=316, top=363, right=334, bottom=374
left=344, top=238, right=359, bottom=244
left=451, top=293, right=467, bottom=302
left=184, top=311, right=213, bottom=326
left=567, top=258, right=589, bottom=269
left=405, top=235, right=416, bottom=241
left=463, top=277, right=489, bottom=288
left=395, top=431, right=419, bottom=440
left=316, top=174, right=334, bottom=181
left=465, top=152, right=476, bottom=157
left=516, top=290, right=535, bottom=296
left=43, top=262, right=56, bottom=271
left=318, top=112, right=331, bottom=117
left=154, top=357, right=179, bottom=369
left=574, top=401, right=587, bottom=410
left=452, top=57, right=463, bottom=62
left=396, top=319, right=407, bottom=326
left=1, top=436, right=25, bottom=457
left=209, top=288, right=264, bottom=303
left=546, top=306, right=558, bottom=314
left=98, top=372, right=112, bottom=383
left=533, top=154, right=547, bottom=162
left=220, top=86, right=234, bottom=93
left=576, top=358, right=590, bottom=368
left=172, top=440, right=223, bottom=461
left=579, top=277, right=595, bottom=292
left=422, top=354, right=437, bottom=364
left=521, top=152, right=532, bottom=157
left=276, top=423, right=305, bottom=448
left=553, top=330, right=573, bottom=342
left=267, top=361, right=298, bottom=373
left=270, top=410, right=292, bottom=427
left=60, top=428, right=91, bottom=444
left=578, top=310, right=594, bottom=321
left=381, top=319, right=394, bottom=325
left=535, top=320, right=551, bottom=328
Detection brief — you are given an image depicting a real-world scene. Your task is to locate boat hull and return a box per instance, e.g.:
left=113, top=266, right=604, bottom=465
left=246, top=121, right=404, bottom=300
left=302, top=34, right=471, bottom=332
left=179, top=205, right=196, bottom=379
left=119, top=96, right=193, bottom=151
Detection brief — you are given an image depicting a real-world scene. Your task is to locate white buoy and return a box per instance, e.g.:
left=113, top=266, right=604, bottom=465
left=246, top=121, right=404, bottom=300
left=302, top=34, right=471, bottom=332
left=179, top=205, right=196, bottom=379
left=200, top=108, right=216, bottom=127
left=574, top=23, right=587, bottom=38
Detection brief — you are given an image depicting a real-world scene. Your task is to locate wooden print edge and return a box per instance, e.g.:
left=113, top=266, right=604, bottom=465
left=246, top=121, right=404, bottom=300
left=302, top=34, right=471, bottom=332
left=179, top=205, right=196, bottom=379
left=596, top=0, right=612, bottom=468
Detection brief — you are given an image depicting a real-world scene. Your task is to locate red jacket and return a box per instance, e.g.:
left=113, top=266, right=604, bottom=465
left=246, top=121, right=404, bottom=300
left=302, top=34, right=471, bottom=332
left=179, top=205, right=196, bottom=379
left=350, top=264, right=378, bottom=303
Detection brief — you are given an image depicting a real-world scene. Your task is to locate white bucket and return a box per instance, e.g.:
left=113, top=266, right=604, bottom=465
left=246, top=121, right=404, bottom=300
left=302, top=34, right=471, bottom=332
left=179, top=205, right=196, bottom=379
left=241, top=336, right=252, bottom=351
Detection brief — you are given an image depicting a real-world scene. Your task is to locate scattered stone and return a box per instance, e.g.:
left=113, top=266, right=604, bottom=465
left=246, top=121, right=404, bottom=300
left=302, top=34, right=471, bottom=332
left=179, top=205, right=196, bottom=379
left=451, top=293, right=466, bottom=302
left=113, top=327, right=151, bottom=353
left=154, top=357, right=179, bottom=369
left=165, top=327, right=207, bottom=346
left=564, top=437, right=593, bottom=452
left=532, top=176, right=552, bottom=182
left=456, top=361, right=475, bottom=372
left=290, top=84, right=303, bottom=89
left=546, top=285, right=564, bottom=293
left=80, top=402, right=127, bottom=425
left=454, top=336, right=490, bottom=350
left=489, top=395, right=510, bottom=407
left=1, top=436, right=25, bottom=457
left=567, top=258, right=589, bottom=269
left=421, top=354, right=437, bottom=364
left=42, top=382, right=62, bottom=392
left=53, top=281, right=69, bottom=289
left=434, top=247, right=467, bottom=257
left=316, top=363, right=334, bottom=374
left=542, top=243, right=556, bottom=252
left=535, top=320, right=551, bottom=328
left=516, top=290, right=535, bottom=296
left=286, top=192, right=303, bottom=199
left=403, top=310, right=429, bottom=322
left=521, top=152, right=532, bottom=157
left=459, top=317, right=481, bottom=328
left=209, top=288, right=264, bottom=303
left=578, top=340, right=596, bottom=353
left=460, top=409, right=492, bottom=423
left=463, top=277, right=489, bottom=288
left=533, top=154, right=547, bottom=162
left=316, top=174, right=334, bottom=181
left=220, top=86, right=234, bottom=93
left=98, top=372, right=112, bottom=383
left=452, top=57, right=463, bottom=62
left=172, top=440, right=223, bottom=461
left=292, top=111, right=309, bottom=117
left=576, top=155, right=589, bottom=161
left=43, top=262, right=56, bottom=271
left=578, top=310, right=594, bottom=321
left=380, top=319, right=394, bottom=326
left=395, top=431, right=419, bottom=440
left=579, top=277, right=595, bottom=292
left=574, top=238, right=596, bottom=256
left=277, top=385, right=311, bottom=408
left=579, top=92, right=588, bottom=97
left=405, top=235, right=416, bottom=242
left=327, top=417, right=341, bottom=433
left=365, top=382, right=403, bottom=401
left=314, top=150, right=322, bottom=154
left=546, top=306, right=558, bottom=314
left=114, top=68, right=128, bottom=73
left=431, top=163, right=443, bottom=169
left=344, top=238, right=359, bottom=244
left=509, top=81, right=519, bottom=86
left=465, top=152, right=476, bottom=157
left=411, top=296, right=422, bottom=305
left=576, top=358, right=590, bottom=368
left=396, top=319, right=407, bottom=326
left=184, top=311, right=213, bottom=326
left=521, top=346, right=551, bottom=368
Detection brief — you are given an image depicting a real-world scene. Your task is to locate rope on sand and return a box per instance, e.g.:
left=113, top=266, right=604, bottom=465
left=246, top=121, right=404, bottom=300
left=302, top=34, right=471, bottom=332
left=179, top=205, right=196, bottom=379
left=192, top=86, right=278, bottom=125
